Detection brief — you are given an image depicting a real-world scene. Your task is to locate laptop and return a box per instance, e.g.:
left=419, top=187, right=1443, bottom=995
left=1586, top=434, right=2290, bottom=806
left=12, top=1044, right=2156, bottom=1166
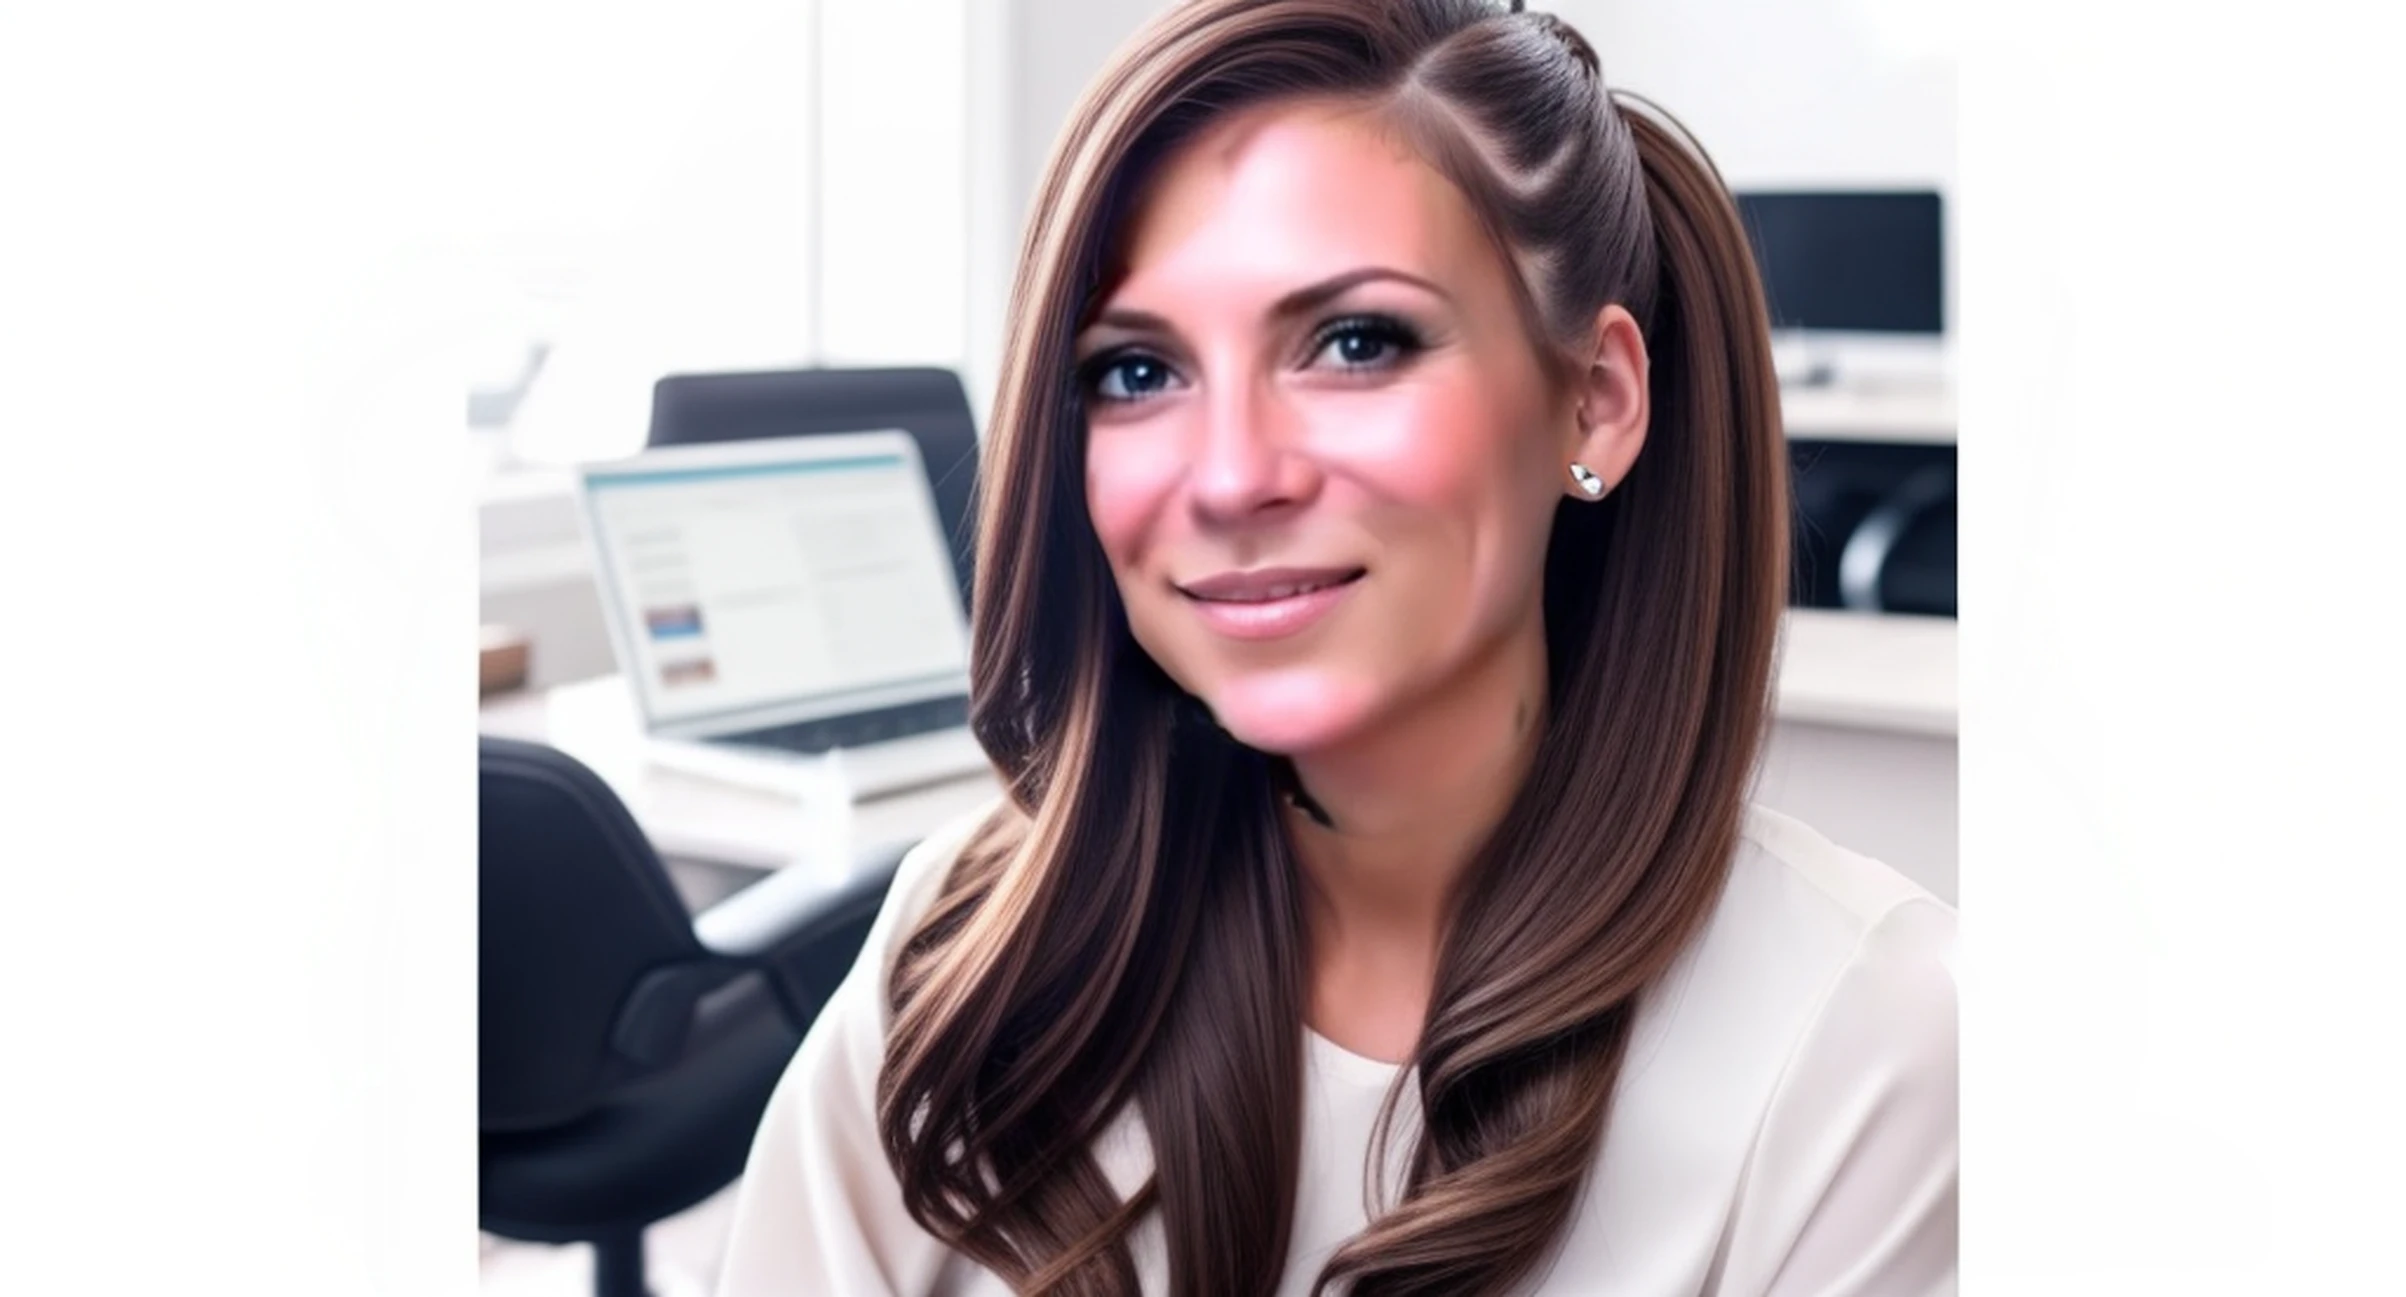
left=574, top=428, right=992, bottom=799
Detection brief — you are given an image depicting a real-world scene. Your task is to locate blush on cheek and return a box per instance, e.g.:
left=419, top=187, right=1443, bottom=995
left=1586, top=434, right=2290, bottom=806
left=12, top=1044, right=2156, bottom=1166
left=1318, top=383, right=1505, bottom=511
left=1084, top=429, right=1188, bottom=559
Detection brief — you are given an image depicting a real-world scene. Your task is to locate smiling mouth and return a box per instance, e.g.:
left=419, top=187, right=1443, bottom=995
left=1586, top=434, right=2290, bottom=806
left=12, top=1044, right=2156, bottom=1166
left=1171, top=566, right=1366, bottom=641
left=1175, top=567, right=1367, bottom=603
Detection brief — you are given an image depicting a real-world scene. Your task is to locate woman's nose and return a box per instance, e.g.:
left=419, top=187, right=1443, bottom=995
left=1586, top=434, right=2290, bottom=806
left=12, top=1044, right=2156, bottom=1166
left=1186, top=379, right=1321, bottom=524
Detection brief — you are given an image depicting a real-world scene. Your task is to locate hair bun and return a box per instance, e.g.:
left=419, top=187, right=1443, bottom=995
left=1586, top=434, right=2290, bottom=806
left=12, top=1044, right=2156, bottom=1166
left=1530, top=12, right=1602, bottom=79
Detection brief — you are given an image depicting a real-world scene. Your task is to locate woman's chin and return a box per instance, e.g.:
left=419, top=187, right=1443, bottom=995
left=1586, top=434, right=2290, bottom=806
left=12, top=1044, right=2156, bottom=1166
left=1199, top=679, right=1378, bottom=756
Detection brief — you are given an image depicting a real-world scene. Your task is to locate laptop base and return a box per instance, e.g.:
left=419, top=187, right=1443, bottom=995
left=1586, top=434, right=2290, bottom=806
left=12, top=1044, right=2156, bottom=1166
left=645, top=725, right=990, bottom=802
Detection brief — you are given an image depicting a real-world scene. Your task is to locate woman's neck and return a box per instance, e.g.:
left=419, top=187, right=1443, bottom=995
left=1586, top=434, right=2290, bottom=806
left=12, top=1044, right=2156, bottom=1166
left=1284, top=621, right=1548, bottom=1060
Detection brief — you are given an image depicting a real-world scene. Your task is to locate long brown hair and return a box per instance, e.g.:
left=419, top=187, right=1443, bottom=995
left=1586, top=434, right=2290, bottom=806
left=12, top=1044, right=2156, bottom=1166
left=876, top=2, right=1788, bottom=1293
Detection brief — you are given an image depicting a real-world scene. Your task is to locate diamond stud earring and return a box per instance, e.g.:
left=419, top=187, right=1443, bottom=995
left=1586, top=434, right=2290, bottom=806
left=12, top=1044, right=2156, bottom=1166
left=1569, top=463, right=1607, bottom=498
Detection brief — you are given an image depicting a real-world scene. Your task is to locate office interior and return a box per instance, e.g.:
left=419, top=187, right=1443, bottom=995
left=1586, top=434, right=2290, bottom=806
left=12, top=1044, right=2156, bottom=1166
left=473, top=2, right=1958, bottom=1293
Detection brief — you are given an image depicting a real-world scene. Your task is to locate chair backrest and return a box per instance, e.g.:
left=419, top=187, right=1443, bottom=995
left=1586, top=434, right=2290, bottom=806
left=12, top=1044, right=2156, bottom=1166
left=646, top=366, right=982, bottom=609
left=479, top=736, right=712, bottom=1131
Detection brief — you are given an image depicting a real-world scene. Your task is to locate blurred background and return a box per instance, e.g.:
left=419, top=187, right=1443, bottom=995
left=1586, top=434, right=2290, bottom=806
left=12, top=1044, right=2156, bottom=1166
left=473, top=2, right=1956, bottom=1292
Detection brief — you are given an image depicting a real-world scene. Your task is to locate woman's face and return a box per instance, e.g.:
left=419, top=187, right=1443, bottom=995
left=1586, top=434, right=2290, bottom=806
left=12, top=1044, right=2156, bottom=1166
left=1075, top=100, right=1586, bottom=756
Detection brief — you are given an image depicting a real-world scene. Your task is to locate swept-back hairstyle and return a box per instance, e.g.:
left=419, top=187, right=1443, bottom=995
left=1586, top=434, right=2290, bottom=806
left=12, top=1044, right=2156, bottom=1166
left=876, top=2, right=1788, bottom=1293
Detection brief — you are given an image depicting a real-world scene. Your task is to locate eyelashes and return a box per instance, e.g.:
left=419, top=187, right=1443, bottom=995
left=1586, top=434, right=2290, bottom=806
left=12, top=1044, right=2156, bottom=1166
left=1307, top=312, right=1426, bottom=371
left=1081, top=350, right=1179, bottom=404
left=1076, top=312, right=1430, bottom=406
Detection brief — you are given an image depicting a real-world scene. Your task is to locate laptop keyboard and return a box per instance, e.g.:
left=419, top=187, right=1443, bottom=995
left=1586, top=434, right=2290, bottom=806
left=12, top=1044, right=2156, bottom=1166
left=723, top=694, right=972, bottom=756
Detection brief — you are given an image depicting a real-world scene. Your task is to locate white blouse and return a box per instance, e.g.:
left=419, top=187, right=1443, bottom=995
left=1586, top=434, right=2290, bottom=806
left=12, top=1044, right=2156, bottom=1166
left=717, top=801, right=1957, bottom=1295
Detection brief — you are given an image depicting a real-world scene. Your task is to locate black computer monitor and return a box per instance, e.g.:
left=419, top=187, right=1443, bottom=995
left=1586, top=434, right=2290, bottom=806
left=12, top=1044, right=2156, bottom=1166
left=1734, top=190, right=1944, bottom=336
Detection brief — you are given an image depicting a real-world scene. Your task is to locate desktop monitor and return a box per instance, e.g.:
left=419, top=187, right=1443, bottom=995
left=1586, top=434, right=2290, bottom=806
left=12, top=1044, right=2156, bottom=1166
left=1733, top=190, right=1944, bottom=336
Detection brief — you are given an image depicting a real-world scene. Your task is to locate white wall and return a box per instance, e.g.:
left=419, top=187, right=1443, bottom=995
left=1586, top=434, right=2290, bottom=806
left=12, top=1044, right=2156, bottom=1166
left=483, top=0, right=1159, bottom=690
left=964, top=0, right=1175, bottom=420
left=819, top=0, right=971, bottom=370
left=486, top=0, right=822, bottom=470
left=486, top=0, right=986, bottom=688
left=1552, top=0, right=1960, bottom=337
left=1551, top=0, right=1955, bottom=187
left=974, top=0, right=1958, bottom=382
left=998, top=0, right=1174, bottom=243
left=1756, top=719, right=1958, bottom=904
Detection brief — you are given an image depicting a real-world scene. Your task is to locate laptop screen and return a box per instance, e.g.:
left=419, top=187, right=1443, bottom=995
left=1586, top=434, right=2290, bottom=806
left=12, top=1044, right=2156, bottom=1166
left=577, top=429, right=972, bottom=736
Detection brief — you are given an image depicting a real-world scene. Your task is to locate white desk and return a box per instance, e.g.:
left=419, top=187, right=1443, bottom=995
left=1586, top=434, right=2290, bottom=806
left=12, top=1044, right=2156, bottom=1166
left=1774, top=608, right=1956, bottom=738
left=479, top=608, right=1955, bottom=901
left=1780, top=382, right=1956, bottom=445
left=479, top=680, right=1003, bottom=880
left=1758, top=609, right=1959, bottom=904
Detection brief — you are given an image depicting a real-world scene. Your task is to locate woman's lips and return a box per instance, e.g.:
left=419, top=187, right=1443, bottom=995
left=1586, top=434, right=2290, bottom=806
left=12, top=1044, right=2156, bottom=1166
left=1175, top=567, right=1365, bottom=641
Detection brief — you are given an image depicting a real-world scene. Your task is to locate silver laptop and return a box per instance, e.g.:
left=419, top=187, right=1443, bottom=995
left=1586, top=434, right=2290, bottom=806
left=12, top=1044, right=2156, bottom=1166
left=574, top=428, right=991, bottom=799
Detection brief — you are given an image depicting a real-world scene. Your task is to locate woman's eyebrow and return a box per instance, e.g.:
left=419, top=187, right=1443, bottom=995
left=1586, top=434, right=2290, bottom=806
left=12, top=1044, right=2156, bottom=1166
left=1083, top=265, right=1455, bottom=337
left=1267, top=265, right=1454, bottom=320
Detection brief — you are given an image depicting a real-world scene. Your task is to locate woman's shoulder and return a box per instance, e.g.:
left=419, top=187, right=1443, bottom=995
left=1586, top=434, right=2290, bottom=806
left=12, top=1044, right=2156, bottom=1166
left=1574, top=807, right=1955, bottom=1280
left=889, top=794, right=1010, bottom=911
left=1558, top=820, right=1956, bottom=1290
left=1619, top=805, right=1955, bottom=1116
left=855, top=793, right=1016, bottom=1017
left=1707, top=803, right=1955, bottom=1035
left=1734, top=803, right=1952, bottom=943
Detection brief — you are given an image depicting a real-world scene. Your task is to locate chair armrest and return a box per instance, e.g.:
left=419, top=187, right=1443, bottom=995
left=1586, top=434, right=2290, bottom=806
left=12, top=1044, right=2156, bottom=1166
left=691, top=839, right=909, bottom=957
left=691, top=840, right=913, bottom=1030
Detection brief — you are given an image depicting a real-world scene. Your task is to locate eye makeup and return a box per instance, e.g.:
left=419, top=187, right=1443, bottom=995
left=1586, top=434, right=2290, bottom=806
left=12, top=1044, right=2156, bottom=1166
left=1303, top=311, right=1428, bottom=373
left=1076, top=307, right=1437, bottom=407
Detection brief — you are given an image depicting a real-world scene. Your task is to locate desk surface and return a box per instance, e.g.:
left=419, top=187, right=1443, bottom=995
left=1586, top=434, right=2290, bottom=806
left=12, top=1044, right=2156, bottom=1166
left=480, top=681, right=1002, bottom=878
left=1776, top=608, right=1957, bottom=738
left=1779, top=382, right=1955, bottom=445
left=480, top=608, right=1954, bottom=876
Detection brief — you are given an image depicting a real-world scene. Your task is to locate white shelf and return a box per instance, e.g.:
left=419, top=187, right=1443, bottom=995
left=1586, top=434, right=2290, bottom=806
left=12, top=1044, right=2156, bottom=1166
left=1779, top=384, right=1955, bottom=445
left=1774, top=608, right=1957, bottom=738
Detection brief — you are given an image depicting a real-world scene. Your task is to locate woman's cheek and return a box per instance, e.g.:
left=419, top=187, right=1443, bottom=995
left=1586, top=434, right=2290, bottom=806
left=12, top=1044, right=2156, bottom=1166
left=1083, top=426, right=1187, bottom=565
left=1303, top=384, right=1489, bottom=510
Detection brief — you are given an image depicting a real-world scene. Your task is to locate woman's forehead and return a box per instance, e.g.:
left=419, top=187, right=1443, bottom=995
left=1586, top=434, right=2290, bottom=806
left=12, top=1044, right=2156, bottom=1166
left=1099, top=99, right=1493, bottom=313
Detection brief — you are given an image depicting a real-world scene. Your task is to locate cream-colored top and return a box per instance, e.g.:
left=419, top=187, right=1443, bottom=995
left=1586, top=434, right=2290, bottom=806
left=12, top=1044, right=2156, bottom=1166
left=718, top=802, right=1958, bottom=1295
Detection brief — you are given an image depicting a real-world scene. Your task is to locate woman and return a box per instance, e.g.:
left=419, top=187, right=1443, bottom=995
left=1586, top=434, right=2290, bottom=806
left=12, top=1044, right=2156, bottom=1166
left=720, top=1, right=1955, bottom=1293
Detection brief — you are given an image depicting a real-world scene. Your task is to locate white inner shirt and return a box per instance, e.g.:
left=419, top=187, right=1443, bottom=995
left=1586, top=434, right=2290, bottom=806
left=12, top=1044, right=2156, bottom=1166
left=717, top=800, right=1958, bottom=1296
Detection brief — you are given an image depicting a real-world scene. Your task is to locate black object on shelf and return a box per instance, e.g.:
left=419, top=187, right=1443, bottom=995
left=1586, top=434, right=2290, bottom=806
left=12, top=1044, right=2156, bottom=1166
left=1736, top=190, right=1944, bottom=336
left=1788, top=439, right=1956, bottom=618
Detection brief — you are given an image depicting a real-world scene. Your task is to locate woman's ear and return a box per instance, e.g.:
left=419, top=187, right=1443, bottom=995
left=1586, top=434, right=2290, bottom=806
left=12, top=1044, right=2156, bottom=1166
left=1561, top=304, right=1649, bottom=499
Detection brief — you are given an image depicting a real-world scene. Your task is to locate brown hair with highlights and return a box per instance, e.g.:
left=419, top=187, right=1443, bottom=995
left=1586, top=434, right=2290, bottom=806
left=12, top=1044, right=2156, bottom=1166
left=876, top=2, right=1787, bottom=1292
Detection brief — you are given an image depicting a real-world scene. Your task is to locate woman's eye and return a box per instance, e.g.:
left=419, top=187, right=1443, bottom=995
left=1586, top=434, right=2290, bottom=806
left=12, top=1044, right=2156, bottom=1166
left=1086, top=353, right=1180, bottom=403
left=1310, top=316, right=1421, bottom=371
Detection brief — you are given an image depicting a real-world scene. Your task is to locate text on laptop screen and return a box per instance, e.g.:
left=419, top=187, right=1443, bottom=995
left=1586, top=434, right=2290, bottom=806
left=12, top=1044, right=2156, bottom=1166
left=582, top=438, right=970, bottom=729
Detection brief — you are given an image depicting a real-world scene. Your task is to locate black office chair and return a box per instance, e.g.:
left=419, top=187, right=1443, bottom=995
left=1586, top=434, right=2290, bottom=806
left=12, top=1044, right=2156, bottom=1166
left=646, top=366, right=983, bottom=609
left=1788, top=440, right=1958, bottom=617
left=479, top=735, right=906, bottom=1297
left=1839, top=464, right=1956, bottom=618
